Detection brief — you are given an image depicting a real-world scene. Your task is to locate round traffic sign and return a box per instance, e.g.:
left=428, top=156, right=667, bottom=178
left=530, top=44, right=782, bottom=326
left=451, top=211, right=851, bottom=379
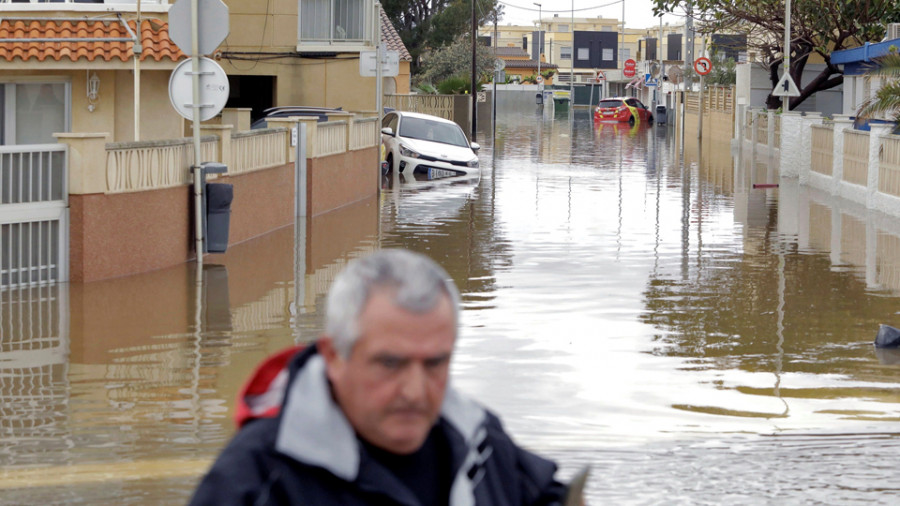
left=694, top=57, right=712, bottom=76
left=168, top=57, right=230, bottom=121
left=536, top=75, right=544, bottom=83
left=623, top=59, right=637, bottom=78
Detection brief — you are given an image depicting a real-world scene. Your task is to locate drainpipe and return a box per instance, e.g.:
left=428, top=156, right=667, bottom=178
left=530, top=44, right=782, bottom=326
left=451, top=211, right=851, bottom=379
left=119, top=6, right=142, bottom=142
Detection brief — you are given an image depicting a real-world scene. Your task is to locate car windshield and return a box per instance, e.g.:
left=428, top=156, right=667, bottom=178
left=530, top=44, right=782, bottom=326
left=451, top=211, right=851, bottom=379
left=398, top=117, right=469, bottom=148
left=597, top=99, right=625, bottom=109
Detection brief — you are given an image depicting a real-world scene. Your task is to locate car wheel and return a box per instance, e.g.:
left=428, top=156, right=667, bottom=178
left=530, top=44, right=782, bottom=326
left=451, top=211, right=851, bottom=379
left=648, top=114, right=654, bottom=122
left=628, top=115, right=635, bottom=126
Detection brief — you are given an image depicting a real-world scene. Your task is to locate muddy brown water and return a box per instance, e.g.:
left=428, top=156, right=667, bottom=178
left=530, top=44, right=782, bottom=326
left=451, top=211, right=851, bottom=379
left=2, top=106, right=899, bottom=504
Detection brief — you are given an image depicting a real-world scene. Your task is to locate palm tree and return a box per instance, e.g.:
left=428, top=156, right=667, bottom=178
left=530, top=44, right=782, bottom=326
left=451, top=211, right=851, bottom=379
left=856, top=51, right=900, bottom=131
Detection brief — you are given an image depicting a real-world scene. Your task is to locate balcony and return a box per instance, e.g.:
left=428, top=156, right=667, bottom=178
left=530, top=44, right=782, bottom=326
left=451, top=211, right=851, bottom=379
left=0, top=0, right=169, bottom=13
left=298, top=0, right=375, bottom=52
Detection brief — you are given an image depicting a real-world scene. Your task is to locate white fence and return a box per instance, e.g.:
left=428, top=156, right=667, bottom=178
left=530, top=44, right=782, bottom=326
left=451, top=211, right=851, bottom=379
left=230, top=129, right=289, bottom=175
left=105, top=137, right=217, bottom=194
left=0, top=145, right=68, bottom=288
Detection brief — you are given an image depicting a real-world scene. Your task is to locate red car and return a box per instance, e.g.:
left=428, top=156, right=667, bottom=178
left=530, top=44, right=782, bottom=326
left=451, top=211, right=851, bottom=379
left=593, top=97, right=653, bottom=125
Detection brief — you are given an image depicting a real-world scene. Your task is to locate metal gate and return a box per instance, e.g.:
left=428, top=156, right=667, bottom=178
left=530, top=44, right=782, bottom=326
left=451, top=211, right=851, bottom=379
left=0, top=144, right=68, bottom=289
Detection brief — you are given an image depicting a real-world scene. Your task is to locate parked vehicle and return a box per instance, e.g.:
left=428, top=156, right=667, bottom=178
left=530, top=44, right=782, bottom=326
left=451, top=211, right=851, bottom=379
left=593, top=97, right=653, bottom=125
left=380, top=111, right=480, bottom=179
left=250, top=106, right=343, bottom=129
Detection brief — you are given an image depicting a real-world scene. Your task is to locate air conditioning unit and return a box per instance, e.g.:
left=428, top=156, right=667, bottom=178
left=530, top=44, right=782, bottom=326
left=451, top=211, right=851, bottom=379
left=887, top=23, right=900, bottom=40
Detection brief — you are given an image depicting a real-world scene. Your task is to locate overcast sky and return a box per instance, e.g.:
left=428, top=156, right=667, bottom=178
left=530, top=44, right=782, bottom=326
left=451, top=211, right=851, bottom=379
left=496, top=0, right=684, bottom=30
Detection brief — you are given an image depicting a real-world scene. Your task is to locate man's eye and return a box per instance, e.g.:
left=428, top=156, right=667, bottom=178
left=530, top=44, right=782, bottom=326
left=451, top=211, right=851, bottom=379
left=377, top=357, right=403, bottom=369
left=424, top=357, right=449, bottom=369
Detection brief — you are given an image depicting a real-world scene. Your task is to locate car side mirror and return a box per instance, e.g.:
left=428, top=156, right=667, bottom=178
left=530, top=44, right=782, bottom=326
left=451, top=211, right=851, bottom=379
left=470, top=142, right=481, bottom=151
left=381, top=127, right=395, bottom=136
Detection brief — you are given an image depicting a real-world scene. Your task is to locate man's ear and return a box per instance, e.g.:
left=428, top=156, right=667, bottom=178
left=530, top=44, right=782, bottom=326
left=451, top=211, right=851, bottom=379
left=318, top=336, right=342, bottom=381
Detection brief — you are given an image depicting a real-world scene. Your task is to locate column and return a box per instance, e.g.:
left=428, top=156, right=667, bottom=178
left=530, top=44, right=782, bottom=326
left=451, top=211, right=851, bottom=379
left=831, top=114, right=854, bottom=195
left=53, top=132, right=110, bottom=195
left=867, top=123, right=893, bottom=209
left=779, top=112, right=802, bottom=178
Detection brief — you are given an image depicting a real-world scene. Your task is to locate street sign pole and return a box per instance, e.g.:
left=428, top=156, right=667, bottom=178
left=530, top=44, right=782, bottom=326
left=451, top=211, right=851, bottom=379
left=783, top=0, right=791, bottom=112
left=191, top=0, right=203, bottom=266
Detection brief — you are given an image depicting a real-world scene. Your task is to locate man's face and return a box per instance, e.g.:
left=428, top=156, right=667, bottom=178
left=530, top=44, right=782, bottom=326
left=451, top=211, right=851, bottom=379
left=322, top=289, right=455, bottom=455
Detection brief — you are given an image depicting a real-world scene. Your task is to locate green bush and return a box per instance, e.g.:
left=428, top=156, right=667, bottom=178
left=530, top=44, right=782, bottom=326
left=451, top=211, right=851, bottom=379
left=436, top=75, right=471, bottom=95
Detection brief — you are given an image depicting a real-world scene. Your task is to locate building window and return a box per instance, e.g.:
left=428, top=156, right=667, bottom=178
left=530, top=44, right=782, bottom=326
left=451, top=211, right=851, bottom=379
left=602, top=26, right=612, bottom=32
left=602, top=48, right=613, bottom=61
left=557, top=24, right=569, bottom=32
left=1, top=82, right=70, bottom=146
left=577, top=48, right=590, bottom=61
left=300, top=0, right=371, bottom=44
left=619, top=48, right=630, bottom=61
left=561, top=46, right=572, bottom=59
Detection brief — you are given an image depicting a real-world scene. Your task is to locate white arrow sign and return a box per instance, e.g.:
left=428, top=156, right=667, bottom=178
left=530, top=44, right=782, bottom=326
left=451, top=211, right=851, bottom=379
left=772, top=72, right=800, bottom=97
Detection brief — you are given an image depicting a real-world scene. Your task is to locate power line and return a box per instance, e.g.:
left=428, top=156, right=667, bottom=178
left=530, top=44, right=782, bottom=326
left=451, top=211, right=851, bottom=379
left=497, top=0, right=624, bottom=16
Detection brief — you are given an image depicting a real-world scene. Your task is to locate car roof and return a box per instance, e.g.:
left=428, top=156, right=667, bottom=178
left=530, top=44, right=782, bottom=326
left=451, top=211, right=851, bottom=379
left=263, top=106, right=342, bottom=115
left=389, top=111, right=456, bottom=126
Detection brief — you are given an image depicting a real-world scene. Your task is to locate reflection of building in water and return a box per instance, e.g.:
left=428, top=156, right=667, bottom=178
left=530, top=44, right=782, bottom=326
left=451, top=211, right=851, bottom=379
left=0, top=284, right=70, bottom=466
left=782, top=183, right=900, bottom=295
left=1, top=199, right=381, bottom=476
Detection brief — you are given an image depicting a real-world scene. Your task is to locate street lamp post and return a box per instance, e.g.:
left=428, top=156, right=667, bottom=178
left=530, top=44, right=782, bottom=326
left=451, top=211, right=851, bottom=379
left=534, top=2, right=541, bottom=88
left=570, top=1, right=574, bottom=106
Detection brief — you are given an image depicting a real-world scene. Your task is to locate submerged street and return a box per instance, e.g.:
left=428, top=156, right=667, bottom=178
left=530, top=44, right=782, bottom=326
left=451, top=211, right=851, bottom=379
left=3, top=103, right=900, bottom=503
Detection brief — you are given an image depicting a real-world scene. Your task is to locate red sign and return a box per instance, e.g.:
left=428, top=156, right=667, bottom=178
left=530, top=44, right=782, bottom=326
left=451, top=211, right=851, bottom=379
left=623, top=59, right=637, bottom=78
left=694, top=57, right=712, bottom=75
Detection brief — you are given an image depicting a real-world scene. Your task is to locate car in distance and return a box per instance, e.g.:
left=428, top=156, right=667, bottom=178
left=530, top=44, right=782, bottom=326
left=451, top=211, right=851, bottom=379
left=381, top=111, right=480, bottom=179
left=593, top=97, right=653, bottom=125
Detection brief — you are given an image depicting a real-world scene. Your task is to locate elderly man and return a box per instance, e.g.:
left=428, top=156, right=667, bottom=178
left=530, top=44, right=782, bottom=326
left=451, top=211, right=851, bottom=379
left=190, top=249, right=567, bottom=505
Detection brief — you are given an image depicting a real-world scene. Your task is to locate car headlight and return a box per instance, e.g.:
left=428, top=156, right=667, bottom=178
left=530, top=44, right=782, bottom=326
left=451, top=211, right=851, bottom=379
left=399, top=145, right=420, bottom=158
left=466, top=159, right=479, bottom=168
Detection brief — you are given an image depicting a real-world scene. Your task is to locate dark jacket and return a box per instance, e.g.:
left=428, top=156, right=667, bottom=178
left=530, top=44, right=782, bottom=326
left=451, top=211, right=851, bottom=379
left=190, top=344, right=567, bottom=506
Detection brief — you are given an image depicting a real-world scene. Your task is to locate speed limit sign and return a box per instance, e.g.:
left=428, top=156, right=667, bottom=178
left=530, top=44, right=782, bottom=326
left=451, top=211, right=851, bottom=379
left=536, top=75, right=544, bottom=83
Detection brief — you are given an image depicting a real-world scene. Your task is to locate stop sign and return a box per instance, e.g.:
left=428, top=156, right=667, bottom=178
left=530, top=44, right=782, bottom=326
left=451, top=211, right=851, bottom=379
left=623, top=59, right=637, bottom=78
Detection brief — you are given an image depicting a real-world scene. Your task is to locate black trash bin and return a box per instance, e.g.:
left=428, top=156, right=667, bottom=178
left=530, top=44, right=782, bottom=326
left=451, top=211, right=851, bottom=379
left=536, top=93, right=543, bottom=105
left=205, top=183, right=233, bottom=253
left=656, top=105, right=667, bottom=125
left=199, top=162, right=231, bottom=254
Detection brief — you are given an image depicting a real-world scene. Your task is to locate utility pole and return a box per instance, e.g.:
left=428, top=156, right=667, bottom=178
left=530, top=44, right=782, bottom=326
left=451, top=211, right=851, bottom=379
left=471, top=0, right=477, bottom=141
left=534, top=3, right=541, bottom=90
left=570, top=1, right=574, bottom=107
left=783, top=0, right=791, bottom=112
left=493, top=8, right=498, bottom=139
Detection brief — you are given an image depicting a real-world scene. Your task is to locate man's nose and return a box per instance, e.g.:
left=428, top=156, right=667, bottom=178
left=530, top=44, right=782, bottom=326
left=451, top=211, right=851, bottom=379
left=399, top=362, right=428, bottom=402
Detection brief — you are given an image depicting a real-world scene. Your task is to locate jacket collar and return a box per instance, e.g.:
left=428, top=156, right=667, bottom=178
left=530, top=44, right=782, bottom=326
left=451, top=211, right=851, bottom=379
left=274, top=353, right=487, bottom=483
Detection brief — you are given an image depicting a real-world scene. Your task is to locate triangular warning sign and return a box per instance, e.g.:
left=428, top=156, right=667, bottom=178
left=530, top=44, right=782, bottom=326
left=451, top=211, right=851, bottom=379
left=773, top=72, right=800, bottom=97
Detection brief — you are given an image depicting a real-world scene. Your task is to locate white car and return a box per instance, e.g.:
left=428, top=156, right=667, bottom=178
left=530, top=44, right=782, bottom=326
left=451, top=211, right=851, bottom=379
left=381, top=111, right=480, bottom=179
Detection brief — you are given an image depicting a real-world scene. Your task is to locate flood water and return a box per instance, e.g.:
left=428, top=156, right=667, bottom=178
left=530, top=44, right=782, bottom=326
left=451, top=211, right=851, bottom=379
left=3, top=104, right=900, bottom=504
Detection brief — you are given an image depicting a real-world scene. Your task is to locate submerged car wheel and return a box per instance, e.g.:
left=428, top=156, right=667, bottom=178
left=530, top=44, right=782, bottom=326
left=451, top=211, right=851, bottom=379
left=628, top=115, right=636, bottom=126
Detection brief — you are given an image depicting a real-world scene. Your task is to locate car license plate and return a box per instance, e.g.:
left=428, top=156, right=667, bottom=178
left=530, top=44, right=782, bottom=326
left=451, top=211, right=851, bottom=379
left=427, top=168, right=456, bottom=180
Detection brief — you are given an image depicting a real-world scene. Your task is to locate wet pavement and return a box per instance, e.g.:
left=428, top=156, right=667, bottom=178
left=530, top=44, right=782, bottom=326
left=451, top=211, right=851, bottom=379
left=2, top=104, right=900, bottom=504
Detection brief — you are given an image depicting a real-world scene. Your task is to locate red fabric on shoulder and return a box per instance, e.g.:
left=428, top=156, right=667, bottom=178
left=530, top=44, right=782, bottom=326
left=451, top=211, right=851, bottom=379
left=233, top=345, right=304, bottom=428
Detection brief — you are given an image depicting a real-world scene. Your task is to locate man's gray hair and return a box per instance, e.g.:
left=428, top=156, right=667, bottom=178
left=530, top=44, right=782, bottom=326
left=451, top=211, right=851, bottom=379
left=324, top=249, right=461, bottom=358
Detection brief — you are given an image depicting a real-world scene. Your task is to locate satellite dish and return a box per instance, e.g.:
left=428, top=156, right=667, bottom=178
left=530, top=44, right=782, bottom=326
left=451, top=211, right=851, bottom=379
left=666, top=65, right=683, bottom=84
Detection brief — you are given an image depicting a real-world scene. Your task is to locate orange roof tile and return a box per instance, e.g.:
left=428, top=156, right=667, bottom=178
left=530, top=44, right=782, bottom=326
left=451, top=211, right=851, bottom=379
left=0, top=18, right=185, bottom=63
left=380, top=7, right=411, bottom=61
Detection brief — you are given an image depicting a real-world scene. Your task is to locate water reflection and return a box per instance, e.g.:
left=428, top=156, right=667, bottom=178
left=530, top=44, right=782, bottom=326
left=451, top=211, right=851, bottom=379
left=0, top=198, right=379, bottom=502
left=3, top=105, right=900, bottom=503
